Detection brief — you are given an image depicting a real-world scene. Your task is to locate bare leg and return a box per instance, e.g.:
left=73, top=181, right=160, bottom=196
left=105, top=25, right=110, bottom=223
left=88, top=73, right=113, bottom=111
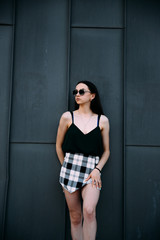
left=63, top=188, right=83, bottom=240
left=81, top=184, right=100, bottom=240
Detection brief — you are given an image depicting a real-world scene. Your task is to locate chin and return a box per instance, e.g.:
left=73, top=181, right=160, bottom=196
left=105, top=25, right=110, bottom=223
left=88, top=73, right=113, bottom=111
left=76, top=99, right=81, bottom=104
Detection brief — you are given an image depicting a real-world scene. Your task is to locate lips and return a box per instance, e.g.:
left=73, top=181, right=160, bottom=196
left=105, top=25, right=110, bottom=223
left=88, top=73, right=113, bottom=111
left=76, top=97, right=80, bottom=101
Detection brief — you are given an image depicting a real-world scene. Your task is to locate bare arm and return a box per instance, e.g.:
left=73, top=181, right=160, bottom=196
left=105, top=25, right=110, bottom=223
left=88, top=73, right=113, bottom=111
left=96, top=115, right=110, bottom=171
left=56, top=111, right=71, bottom=165
left=85, top=115, right=110, bottom=188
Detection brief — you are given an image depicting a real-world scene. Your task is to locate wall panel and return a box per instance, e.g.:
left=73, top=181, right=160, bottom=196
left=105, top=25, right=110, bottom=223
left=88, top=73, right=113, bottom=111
left=10, top=0, right=69, bottom=143
left=126, top=0, right=160, bottom=145
left=0, top=26, right=13, bottom=239
left=5, top=144, right=65, bottom=240
left=125, top=146, right=160, bottom=240
left=125, top=1, right=160, bottom=238
left=0, top=0, right=13, bottom=24
left=71, top=0, right=124, bottom=28
left=69, top=28, right=123, bottom=240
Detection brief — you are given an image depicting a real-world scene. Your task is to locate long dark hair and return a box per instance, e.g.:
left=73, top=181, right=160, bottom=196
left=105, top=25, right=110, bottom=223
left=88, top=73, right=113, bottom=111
left=74, top=80, right=104, bottom=115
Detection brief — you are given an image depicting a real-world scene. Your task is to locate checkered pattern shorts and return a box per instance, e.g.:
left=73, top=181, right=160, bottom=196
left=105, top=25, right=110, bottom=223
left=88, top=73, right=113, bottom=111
left=59, top=152, right=100, bottom=193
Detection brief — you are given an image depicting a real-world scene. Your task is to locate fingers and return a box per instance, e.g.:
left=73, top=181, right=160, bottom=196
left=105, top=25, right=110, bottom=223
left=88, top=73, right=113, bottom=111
left=91, top=176, right=102, bottom=189
left=85, top=174, right=91, bottom=182
left=85, top=171, right=102, bottom=189
left=92, top=178, right=95, bottom=187
left=98, top=179, right=102, bottom=189
left=93, top=179, right=102, bottom=189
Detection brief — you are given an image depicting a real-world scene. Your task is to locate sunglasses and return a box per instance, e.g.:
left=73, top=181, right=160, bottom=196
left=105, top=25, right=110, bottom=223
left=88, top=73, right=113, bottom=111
left=72, top=89, right=91, bottom=96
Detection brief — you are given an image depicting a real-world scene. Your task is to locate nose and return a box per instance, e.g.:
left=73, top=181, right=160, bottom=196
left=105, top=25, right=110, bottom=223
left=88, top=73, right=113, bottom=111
left=75, top=90, right=80, bottom=96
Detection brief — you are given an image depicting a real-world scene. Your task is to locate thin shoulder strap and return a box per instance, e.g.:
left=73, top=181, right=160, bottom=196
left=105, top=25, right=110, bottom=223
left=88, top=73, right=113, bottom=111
left=97, top=115, right=101, bottom=126
left=70, top=111, right=74, bottom=123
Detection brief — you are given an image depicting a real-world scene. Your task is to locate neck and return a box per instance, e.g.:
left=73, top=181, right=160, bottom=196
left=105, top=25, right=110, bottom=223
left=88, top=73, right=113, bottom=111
left=78, top=104, right=92, bottom=115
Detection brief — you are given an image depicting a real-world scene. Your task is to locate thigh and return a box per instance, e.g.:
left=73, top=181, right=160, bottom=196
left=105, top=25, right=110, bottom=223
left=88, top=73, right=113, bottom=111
left=81, top=183, right=100, bottom=209
left=63, top=188, right=82, bottom=213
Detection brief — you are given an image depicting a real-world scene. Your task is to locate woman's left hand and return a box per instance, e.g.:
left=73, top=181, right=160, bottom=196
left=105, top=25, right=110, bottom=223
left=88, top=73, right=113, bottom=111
left=85, top=169, right=102, bottom=189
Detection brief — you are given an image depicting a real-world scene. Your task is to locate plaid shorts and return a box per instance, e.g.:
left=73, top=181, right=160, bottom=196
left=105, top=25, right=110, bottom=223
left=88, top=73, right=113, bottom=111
left=59, top=152, right=100, bottom=193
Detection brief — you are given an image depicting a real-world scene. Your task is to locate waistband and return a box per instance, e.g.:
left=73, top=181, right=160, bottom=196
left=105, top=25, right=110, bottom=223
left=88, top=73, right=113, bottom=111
left=65, top=152, right=99, bottom=164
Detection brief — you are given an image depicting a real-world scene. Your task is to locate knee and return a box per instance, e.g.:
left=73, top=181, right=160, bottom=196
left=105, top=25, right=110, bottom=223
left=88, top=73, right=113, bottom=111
left=69, top=210, right=82, bottom=226
left=83, top=205, right=96, bottom=221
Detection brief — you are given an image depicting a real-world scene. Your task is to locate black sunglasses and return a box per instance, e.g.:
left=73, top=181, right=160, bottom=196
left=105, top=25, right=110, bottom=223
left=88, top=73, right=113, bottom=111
left=72, top=89, right=91, bottom=96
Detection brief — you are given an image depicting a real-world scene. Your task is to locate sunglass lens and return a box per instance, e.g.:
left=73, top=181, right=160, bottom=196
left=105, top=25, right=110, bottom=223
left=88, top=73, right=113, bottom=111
left=73, top=89, right=78, bottom=95
left=79, top=89, right=85, bottom=95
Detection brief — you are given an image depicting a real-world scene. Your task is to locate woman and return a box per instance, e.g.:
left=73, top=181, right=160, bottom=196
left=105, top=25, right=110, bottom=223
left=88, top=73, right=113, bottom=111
left=56, top=81, right=110, bottom=240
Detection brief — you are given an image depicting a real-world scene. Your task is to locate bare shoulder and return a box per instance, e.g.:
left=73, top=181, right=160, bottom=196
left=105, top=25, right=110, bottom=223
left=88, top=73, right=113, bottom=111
left=100, top=115, right=110, bottom=130
left=60, top=111, right=72, bottom=127
left=61, top=111, right=72, bottom=120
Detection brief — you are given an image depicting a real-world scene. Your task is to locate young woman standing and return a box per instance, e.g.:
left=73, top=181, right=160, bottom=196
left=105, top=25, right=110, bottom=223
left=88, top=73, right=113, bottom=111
left=56, top=81, right=110, bottom=240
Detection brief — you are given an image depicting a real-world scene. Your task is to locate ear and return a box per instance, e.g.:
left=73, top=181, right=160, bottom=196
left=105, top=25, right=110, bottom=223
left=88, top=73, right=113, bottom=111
left=91, top=93, right=96, bottom=101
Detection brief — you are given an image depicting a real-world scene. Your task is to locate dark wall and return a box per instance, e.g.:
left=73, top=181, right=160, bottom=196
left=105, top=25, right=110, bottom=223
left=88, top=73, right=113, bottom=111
left=0, top=0, right=14, bottom=237
left=0, top=0, right=160, bottom=240
left=125, top=0, right=160, bottom=239
left=1, top=0, right=69, bottom=240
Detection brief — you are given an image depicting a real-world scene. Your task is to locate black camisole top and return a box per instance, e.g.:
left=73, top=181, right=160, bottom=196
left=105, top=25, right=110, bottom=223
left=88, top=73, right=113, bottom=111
left=62, top=112, right=104, bottom=157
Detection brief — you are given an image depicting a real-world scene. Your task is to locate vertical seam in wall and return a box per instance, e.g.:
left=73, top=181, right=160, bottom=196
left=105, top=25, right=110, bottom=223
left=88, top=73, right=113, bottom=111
left=64, top=0, right=72, bottom=239
left=123, top=0, right=127, bottom=239
left=2, top=0, right=16, bottom=239
left=67, top=0, right=71, bottom=111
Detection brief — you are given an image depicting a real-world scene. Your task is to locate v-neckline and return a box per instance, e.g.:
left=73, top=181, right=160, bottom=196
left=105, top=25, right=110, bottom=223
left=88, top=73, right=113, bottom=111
left=71, top=123, right=99, bottom=135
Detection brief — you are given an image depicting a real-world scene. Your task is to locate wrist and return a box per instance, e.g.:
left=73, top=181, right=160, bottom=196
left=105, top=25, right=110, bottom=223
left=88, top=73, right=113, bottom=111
left=95, top=166, right=101, bottom=173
